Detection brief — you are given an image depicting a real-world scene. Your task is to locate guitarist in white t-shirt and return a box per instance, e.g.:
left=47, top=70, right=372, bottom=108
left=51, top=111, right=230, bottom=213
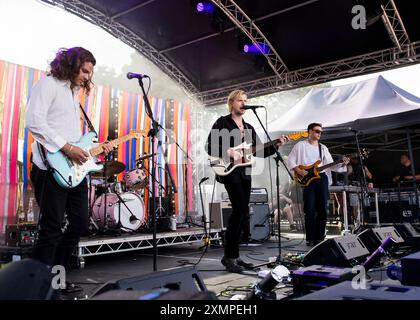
left=287, top=123, right=349, bottom=247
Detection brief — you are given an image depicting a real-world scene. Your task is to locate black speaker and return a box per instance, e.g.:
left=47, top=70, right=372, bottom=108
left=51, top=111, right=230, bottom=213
left=0, top=258, right=53, bottom=300
left=358, top=226, right=405, bottom=253
left=90, top=266, right=208, bottom=299
left=249, top=203, right=270, bottom=241
left=302, top=235, right=370, bottom=267
left=298, top=280, right=420, bottom=300
left=393, top=223, right=420, bottom=248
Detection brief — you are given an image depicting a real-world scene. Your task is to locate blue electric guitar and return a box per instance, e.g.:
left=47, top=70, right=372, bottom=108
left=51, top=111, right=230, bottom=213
left=46, top=130, right=145, bottom=188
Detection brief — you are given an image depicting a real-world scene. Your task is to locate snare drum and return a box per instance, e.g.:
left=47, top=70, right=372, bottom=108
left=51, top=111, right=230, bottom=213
left=123, top=168, right=148, bottom=190
left=92, top=192, right=145, bottom=231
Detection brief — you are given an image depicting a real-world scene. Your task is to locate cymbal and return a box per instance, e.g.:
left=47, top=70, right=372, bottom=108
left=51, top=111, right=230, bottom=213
left=91, top=161, right=126, bottom=178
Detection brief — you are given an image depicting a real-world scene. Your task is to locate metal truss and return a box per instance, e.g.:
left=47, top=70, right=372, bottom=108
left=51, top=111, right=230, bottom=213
left=40, top=0, right=199, bottom=96
left=198, top=41, right=420, bottom=106
left=381, top=0, right=411, bottom=51
left=76, top=228, right=222, bottom=261
left=211, top=0, right=288, bottom=78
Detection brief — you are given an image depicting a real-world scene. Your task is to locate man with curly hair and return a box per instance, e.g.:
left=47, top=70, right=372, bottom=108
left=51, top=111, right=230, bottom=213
left=25, top=47, right=113, bottom=294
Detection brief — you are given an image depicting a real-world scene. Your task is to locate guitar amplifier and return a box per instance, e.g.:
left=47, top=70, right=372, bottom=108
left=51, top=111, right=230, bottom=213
left=249, top=188, right=268, bottom=203
left=208, top=202, right=232, bottom=230
left=5, top=224, right=38, bottom=247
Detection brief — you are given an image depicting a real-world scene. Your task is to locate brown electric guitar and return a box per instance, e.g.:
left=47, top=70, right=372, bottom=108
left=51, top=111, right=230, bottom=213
left=294, top=149, right=369, bottom=186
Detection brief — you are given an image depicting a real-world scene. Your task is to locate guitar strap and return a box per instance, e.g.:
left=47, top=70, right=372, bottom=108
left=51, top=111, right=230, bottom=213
left=318, top=143, right=323, bottom=162
left=36, top=142, right=52, bottom=171
left=79, top=103, right=98, bottom=138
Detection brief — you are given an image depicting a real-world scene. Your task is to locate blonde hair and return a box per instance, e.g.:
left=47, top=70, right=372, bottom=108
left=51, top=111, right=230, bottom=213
left=227, top=89, right=246, bottom=112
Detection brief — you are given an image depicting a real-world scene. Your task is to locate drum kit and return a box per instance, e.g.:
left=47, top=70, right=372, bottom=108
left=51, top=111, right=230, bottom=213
left=88, top=158, right=151, bottom=233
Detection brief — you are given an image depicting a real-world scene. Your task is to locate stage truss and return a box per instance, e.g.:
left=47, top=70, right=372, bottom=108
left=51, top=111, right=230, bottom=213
left=41, top=0, right=420, bottom=106
left=75, top=228, right=222, bottom=268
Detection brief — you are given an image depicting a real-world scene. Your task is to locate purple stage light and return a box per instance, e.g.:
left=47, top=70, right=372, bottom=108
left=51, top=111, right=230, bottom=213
left=243, top=42, right=271, bottom=54
left=196, top=2, right=216, bottom=14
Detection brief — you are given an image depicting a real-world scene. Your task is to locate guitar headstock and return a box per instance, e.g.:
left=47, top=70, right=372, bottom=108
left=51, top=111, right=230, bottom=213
left=130, top=129, right=147, bottom=139
left=287, top=131, right=308, bottom=141
left=361, top=148, right=370, bottom=159
left=346, top=148, right=370, bottom=160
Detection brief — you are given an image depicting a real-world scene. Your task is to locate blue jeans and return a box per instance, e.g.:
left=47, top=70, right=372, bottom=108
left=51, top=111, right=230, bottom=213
left=303, top=173, right=329, bottom=242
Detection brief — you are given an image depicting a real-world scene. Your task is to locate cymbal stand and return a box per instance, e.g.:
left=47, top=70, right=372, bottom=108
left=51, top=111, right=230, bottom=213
left=155, top=166, right=166, bottom=218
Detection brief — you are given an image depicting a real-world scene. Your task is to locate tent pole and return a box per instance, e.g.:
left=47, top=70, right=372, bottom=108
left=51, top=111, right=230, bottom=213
left=406, top=129, right=420, bottom=221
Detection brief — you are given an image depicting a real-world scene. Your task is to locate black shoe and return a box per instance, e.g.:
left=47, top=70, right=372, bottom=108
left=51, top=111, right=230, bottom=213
left=236, top=258, right=253, bottom=269
left=221, top=256, right=244, bottom=273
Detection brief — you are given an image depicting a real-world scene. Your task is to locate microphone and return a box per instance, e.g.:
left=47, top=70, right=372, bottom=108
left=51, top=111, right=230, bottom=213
left=240, top=105, right=265, bottom=110
left=199, top=177, right=209, bottom=184
left=127, top=72, right=150, bottom=80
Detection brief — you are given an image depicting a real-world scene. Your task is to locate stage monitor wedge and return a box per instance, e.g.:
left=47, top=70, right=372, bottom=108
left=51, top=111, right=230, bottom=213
left=303, top=235, right=370, bottom=267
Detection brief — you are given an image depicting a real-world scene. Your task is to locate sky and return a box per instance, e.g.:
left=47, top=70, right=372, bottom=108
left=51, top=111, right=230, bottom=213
left=0, top=0, right=134, bottom=73
left=0, top=0, right=419, bottom=99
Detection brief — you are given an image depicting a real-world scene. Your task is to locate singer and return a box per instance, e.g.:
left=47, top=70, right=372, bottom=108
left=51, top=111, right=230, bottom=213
left=205, top=89, right=288, bottom=273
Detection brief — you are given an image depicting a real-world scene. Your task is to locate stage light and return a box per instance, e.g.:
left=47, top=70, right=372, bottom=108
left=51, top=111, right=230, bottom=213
left=247, top=265, right=290, bottom=300
left=196, top=2, right=216, bottom=14
left=243, top=42, right=271, bottom=55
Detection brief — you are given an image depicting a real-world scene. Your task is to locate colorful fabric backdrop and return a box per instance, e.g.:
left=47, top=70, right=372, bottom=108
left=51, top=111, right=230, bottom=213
left=0, top=59, right=192, bottom=233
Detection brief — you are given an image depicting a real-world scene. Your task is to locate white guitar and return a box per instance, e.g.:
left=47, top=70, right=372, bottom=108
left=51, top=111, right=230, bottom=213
left=46, top=130, right=145, bottom=188
left=209, top=131, right=308, bottom=177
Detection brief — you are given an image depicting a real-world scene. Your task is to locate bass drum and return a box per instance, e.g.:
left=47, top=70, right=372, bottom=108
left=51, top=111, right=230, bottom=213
left=92, top=192, right=145, bottom=232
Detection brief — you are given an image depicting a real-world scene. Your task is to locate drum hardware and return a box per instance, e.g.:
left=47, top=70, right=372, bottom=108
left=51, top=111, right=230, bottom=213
left=155, top=167, right=167, bottom=217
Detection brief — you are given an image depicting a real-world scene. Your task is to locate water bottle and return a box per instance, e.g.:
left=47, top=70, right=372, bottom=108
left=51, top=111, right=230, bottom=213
left=170, top=215, right=177, bottom=231
left=387, top=262, right=402, bottom=281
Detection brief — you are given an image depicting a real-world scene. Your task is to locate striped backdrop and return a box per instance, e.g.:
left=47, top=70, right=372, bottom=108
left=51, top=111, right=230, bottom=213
left=0, top=60, right=192, bottom=233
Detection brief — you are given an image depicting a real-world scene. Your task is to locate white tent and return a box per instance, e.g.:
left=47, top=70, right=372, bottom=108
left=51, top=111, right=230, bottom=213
left=268, top=76, right=420, bottom=138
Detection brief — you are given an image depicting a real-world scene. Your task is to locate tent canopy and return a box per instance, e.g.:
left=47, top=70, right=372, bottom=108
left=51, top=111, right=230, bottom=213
left=41, top=0, right=420, bottom=105
left=268, top=76, right=420, bottom=139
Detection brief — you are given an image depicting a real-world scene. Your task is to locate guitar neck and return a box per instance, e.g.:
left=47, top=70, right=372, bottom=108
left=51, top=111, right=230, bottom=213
left=318, top=160, right=343, bottom=172
left=251, top=138, right=281, bottom=154
left=89, top=134, right=133, bottom=157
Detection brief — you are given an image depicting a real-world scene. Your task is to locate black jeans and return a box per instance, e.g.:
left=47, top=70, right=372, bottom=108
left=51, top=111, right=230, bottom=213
left=223, top=173, right=251, bottom=259
left=30, top=164, right=89, bottom=269
left=303, top=173, right=329, bottom=242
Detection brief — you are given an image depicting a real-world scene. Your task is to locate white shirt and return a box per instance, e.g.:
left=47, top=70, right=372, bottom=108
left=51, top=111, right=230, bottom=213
left=25, top=76, right=83, bottom=170
left=287, top=140, right=346, bottom=185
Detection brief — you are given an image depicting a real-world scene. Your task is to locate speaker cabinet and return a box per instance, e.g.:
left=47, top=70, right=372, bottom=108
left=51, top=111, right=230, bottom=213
left=298, top=280, right=420, bottom=300
left=302, top=235, right=370, bottom=267
left=0, top=259, right=53, bottom=300
left=91, top=266, right=208, bottom=299
left=208, top=201, right=232, bottom=229
left=358, top=226, right=405, bottom=254
left=249, top=203, right=270, bottom=241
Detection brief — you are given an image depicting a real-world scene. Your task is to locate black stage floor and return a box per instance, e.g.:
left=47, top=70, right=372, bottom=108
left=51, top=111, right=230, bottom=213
left=64, top=231, right=309, bottom=300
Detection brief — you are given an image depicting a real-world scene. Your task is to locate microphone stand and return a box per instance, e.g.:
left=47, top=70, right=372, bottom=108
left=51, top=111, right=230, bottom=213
left=157, top=124, right=192, bottom=225
left=250, top=108, right=294, bottom=265
left=136, top=77, right=159, bottom=272
left=351, top=129, right=369, bottom=227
